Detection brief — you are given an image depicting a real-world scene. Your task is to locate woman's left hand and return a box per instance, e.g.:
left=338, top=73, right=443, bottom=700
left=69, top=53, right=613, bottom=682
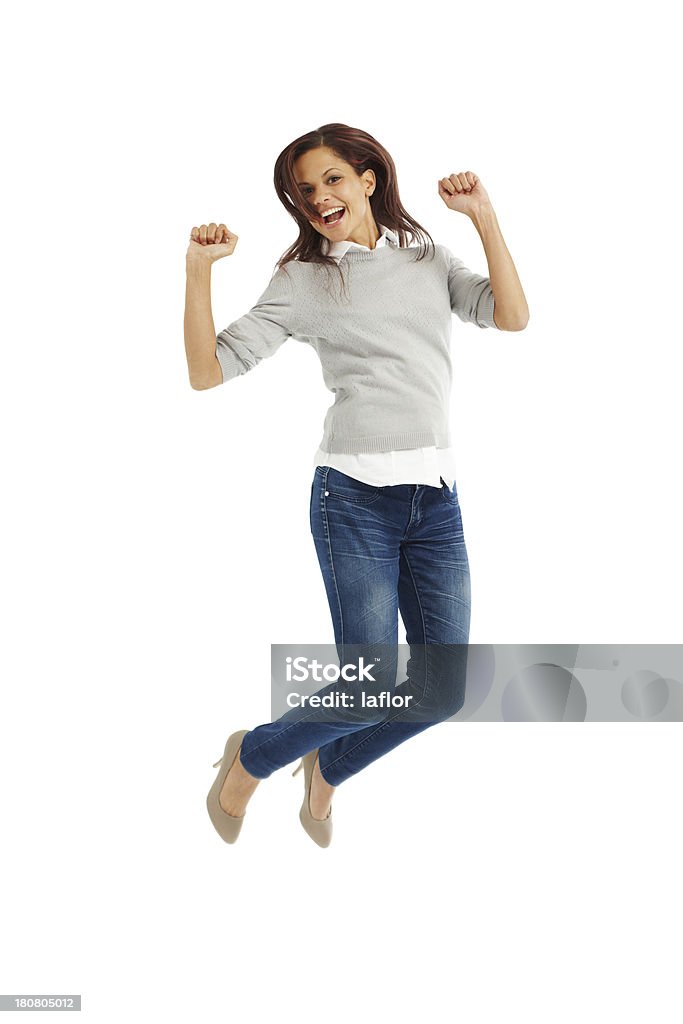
left=438, top=171, right=491, bottom=216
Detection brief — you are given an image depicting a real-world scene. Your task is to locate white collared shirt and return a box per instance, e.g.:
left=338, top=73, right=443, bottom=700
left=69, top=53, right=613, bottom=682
left=312, top=223, right=457, bottom=489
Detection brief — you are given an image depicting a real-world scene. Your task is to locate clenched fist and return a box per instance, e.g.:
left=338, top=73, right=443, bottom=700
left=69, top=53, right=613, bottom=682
left=437, top=172, right=491, bottom=217
left=186, top=223, right=238, bottom=263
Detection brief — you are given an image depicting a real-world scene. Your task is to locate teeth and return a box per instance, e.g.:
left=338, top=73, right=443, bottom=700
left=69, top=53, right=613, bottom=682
left=321, top=207, right=344, bottom=220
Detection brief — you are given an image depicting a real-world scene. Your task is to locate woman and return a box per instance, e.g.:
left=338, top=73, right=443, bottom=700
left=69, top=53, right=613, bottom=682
left=184, top=123, right=528, bottom=847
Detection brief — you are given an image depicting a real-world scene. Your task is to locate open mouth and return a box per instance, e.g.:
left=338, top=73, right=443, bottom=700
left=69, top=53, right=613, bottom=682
left=320, top=207, right=345, bottom=226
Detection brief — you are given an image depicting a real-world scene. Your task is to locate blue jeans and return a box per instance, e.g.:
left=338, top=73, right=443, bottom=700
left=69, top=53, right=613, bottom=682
left=239, top=466, right=471, bottom=786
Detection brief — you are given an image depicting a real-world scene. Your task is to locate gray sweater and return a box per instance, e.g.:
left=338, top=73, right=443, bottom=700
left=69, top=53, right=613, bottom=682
left=215, top=236, right=499, bottom=454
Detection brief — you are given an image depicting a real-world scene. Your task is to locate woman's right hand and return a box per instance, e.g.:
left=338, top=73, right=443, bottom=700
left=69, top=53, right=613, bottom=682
left=186, top=223, right=238, bottom=264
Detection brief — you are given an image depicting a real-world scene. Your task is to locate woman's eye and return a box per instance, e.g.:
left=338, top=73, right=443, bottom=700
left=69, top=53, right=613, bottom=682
left=302, top=176, right=341, bottom=195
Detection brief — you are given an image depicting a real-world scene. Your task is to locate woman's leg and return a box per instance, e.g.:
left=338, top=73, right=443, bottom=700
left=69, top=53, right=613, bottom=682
left=316, top=476, right=471, bottom=786
left=237, top=466, right=408, bottom=780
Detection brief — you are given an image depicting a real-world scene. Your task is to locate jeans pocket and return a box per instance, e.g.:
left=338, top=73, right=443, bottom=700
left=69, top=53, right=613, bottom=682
left=441, top=479, right=460, bottom=505
left=325, top=468, right=384, bottom=504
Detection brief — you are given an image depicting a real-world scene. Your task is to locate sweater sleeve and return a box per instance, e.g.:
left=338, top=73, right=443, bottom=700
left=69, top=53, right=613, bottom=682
left=215, top=266, right=293, bottom=383
left=444, top=245, right=499, bottom=330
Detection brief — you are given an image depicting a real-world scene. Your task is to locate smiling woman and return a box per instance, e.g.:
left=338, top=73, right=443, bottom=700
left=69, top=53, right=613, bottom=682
left=184, top=121, right=528, bottom=849
left=266, top=123, right=440, bottom=300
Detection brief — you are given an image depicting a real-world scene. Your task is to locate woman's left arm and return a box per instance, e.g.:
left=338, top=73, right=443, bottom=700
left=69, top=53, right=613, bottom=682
left=438, top=172, right=530, bottom=331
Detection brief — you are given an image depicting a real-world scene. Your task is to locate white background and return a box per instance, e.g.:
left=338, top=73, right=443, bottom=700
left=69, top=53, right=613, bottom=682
left=2, top=1, right=681, bottom=1021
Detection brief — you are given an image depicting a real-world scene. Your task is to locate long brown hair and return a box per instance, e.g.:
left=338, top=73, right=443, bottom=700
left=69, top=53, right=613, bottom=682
left=272, top=123, right=435, bottom=299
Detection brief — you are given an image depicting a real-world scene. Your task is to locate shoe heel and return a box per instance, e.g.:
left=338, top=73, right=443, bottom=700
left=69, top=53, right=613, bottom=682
left=295, top=750, right=333, bottom=848
left=292, top=759, right=303, bottom=777
left=212, top=757, right=223, bottom=768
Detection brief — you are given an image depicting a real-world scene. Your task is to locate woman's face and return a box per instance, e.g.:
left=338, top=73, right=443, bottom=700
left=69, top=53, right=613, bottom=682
left=293, top=146, right=375, bottom=240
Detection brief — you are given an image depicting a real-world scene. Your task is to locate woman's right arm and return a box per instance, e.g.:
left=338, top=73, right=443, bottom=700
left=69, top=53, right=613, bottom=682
left=184, top=222, right=237, bottom=390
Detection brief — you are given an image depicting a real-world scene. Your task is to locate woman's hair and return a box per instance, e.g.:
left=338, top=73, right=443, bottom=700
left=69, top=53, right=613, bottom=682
left=272, top=123, right=435, bottom=299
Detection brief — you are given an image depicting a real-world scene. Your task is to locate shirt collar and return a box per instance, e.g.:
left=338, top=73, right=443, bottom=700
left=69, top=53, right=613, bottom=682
left=321, top=223, right=399, bottom=263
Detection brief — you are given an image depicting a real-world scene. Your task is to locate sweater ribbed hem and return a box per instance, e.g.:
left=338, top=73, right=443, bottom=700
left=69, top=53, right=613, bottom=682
left=320, top=430, right=451, bottom=454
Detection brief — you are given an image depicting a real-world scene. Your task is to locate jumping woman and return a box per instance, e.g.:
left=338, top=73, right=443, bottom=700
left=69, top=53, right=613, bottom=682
left=183, top=123, right=529, bottom=847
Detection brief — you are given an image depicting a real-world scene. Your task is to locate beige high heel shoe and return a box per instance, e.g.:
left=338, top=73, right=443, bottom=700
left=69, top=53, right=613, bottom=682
left=292, top=749, right=333, bottom=848
left=206, top=728, right=251, bottom=844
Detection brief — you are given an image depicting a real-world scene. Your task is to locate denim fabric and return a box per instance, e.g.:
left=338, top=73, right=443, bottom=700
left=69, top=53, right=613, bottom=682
left=239, top=466, right=471, bottom=786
